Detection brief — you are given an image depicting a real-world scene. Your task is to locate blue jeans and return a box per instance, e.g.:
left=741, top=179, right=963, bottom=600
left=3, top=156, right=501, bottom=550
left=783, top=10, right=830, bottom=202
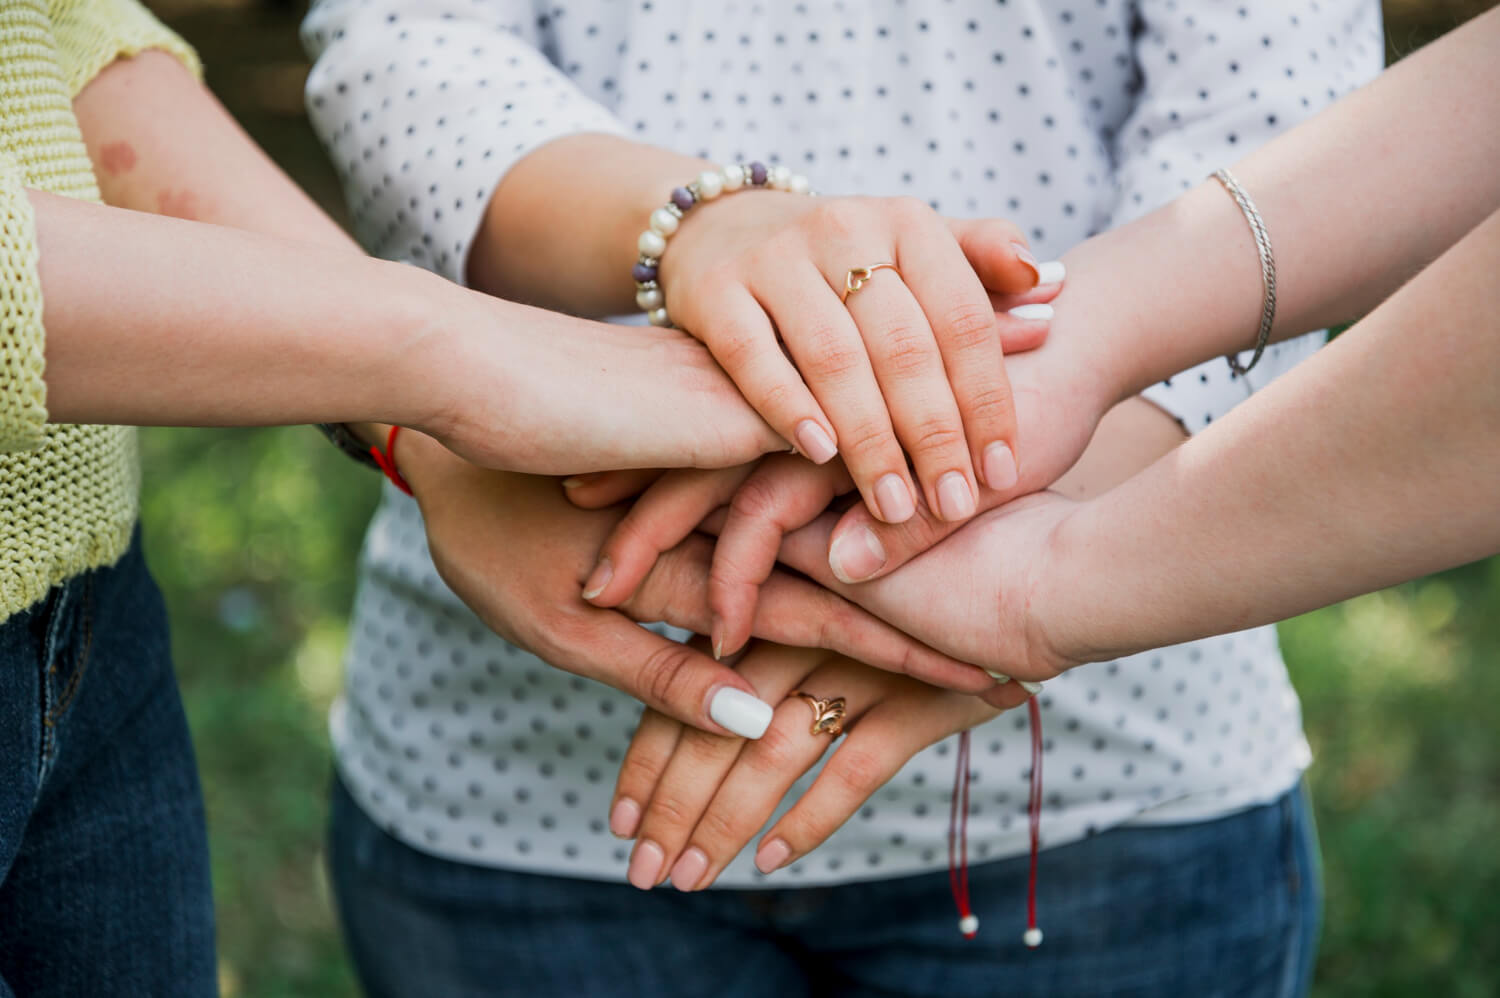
left=0, top=532, right=216, bottom=997
left=330, top=773, right=1321, bottom=998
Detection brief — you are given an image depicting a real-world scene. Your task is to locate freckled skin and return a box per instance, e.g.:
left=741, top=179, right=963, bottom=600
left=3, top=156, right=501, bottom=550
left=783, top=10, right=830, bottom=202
left=97, top=140, right=136, bottom=176
left=155, top=188, right=198, bottom=220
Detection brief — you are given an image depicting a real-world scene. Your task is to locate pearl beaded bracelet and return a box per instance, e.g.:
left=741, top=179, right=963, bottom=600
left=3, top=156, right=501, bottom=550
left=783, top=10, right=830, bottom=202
left=632, top=161, right=814, bottom=327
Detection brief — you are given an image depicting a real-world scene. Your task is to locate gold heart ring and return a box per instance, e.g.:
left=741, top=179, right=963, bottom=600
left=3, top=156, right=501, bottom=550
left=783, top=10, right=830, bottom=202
left=841, top=262, right=899, bottom=303
left=794, top=691, right=848, bottom=737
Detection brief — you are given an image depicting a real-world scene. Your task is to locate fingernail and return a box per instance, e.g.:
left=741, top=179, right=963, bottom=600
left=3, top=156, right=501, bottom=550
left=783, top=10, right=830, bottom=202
left=755, top=838, right=792, bottom=874
left=874, top=474, right=916, bottom=523
left=1036, top=260, right=1066, bottom=285
left=982, top=441, right=1019, bottom=491
left=627, top=839, right=665, bottom=890
left=795, top=420, right=838, bottom=464
left=708, top=687, right=774, bottom=739
left=609, top=798, right=641, bottom=838
left=1018, top=680, right=1043, bottom=695
left=984, top=669, right=1011, bottom=684
left=1010, top=241, right=1040, bottom=285
left=711, top=618, right=724, bottom=661
left=560, top=476, right=585, bottom=490
left=670, top=847, right=709, bottom=891
left=581, top=558, right=613, bottom=601
left=1008, top=303, right=1054, bottom=321
left=936, top=472, right=976, bottom=521
left=828, top=525, right=888, bottom=584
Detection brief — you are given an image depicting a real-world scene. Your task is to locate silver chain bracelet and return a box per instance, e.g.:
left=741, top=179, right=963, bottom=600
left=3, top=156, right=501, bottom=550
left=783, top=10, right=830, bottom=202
left=1211, top=168, right=1277, bottom=377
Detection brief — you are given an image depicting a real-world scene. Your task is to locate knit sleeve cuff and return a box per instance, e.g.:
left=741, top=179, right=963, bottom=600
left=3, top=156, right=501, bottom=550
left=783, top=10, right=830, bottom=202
left=0, top=157, right=48, bottom=453
left=49, top=0, right=203, bottom=98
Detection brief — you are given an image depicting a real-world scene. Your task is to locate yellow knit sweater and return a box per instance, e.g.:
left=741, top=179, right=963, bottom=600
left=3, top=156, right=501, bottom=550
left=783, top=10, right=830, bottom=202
left=0, top=0, right=198, bottom=621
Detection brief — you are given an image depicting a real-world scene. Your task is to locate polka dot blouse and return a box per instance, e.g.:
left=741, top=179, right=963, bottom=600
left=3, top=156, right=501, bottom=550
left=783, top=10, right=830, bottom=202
left=302, top=0, right=1383, bottom=885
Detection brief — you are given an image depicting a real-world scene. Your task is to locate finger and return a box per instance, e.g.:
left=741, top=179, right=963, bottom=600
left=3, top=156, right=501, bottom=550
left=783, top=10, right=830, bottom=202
left=611, top=708, right=683, bottom=840
left=752, top=262, right=917, bottom=525
left=682, top=281, right=839, bottom=465
left=631, top=644, right=826, bottom=889
left=842, top=260, right=979, bottom=524
left=536, top=609, right=773, bottom=740
left=898, top=220, right=1023, bottom=495
left=561, top=469, right=665, bottom=509
left=672, top=657, right=886, bottom=890
left=754, top=692, right=996, bottom=875
left=621, top=534, right=996, bottom=694
left=945, top=216, right=1041, bottom=295
left=581, top=465, right=755, bottom=607
left=710, top=455, right=855, bottom=658
left=825, top=490, right=961, bottom=585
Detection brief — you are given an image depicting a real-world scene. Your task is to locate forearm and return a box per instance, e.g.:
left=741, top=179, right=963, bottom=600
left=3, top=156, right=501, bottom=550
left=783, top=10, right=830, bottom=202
left=33, top=189, right=449, bottom=430
left=1050, top=209, right=1500, bottom=663
left=469, top=133, right=709, bottom=314
left=76, top=50, right=356, bottom=252
left=1066, top=7, right=1500, bottom=402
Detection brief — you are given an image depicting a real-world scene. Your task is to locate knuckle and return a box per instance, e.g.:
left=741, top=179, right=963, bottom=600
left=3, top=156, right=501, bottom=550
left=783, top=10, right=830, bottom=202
left=907, top=419, right=966, bottom=459
left=745, top=723, right=803, bottom=775
left=798, top=326, right=862, bottom=381
left=712, top=325, right=765, bottom=374
left=807, top=198, right=860, bottom=241
left=940, top=303, right=998, bottom=352
left=728, top=474, right=785, bottom=523
left=644, top=790, right=698, bottom=831
left=827, top=743, right=891, bottom=799
left=960, top=384, right=1016, bottom=429
left=886, top=195, right=932, bottom=226
left=617, top=748, right=667, bottom=794
left=838, top=421, right=894, bottom=463
left=636, top=643, right=701, bottom=711
left=694, top=807, right=744, bottom=848
left=878, top=325, right=936, bottom=379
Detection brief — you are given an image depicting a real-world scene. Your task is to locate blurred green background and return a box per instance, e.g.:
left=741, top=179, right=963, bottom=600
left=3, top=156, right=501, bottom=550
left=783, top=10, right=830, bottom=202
left=135, top=1, right=1499, bottom=995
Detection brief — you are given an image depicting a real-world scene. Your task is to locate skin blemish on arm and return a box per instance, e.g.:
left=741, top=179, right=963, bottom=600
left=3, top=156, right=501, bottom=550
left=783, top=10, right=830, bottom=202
left=155, top=188, right=198, bottom=220
left=97, top=141, right=137, bottom=176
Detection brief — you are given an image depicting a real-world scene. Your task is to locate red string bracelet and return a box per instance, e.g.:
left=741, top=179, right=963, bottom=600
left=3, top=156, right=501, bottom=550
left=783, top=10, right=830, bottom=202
left=949, top=695, right=1044, bottom=948
left=369, top=425, right=414, bottom=496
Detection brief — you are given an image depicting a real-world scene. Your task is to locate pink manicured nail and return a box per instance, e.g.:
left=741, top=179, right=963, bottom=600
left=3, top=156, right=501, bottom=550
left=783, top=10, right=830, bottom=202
left=795, top=420, right=838, bottom=464
left=609, top=798, right=641, bottom=839
left=983, top=441, right=1019, bottom=491
left=874, top=474, right=915, bottom=523
left=1010, top=241, right=1040, bottom=286
left=627, top=840, right=665, bottom=890
left=581, top=559, right=613, bottom=601
left=670, top=847, right=709, bottom=891
left=828, top=525, right=888, bottom=584
left=936, top=472, right=976, bottom=521
left=755, top=838, right=792, bottom=874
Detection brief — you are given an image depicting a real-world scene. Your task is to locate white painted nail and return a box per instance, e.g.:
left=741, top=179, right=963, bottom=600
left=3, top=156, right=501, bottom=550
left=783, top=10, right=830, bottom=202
left=984, top=670, right=1011, bottom=683
left=709, top=688, right=774, bottom=739
left=1018, top=680, right=1043, bottom=695
left=1035, top=260, right=1066, bottom=285
left=1008, top=303, right=1054, bottom=321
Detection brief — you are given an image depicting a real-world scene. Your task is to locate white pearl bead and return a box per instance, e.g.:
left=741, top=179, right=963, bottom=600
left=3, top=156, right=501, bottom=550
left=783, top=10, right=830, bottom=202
left=649, top=208, right=679, bottom=236
left=647, top=307, right=671, bottom=327
left=638, top=229, right=667, bottom=257
left=1023, top=927, right=1044, bottom=948
left=768, top=165, right=791, bottom=190
left=696, top=170, right=724, bottom=200
left=635, top=286, right=664, bottom=311
left=788, top=173, right=810, bottom=195
left=958, top=914, right=980, bottom=937
left=721, top=163, right=745, bottom=191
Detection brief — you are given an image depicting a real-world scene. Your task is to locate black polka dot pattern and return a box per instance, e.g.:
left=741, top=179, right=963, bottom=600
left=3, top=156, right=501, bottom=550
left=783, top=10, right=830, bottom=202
left=305, top=0, right=1382, bottom=884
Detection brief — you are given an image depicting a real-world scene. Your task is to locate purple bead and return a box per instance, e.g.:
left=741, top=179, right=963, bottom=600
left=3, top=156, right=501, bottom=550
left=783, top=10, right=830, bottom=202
left=749, top=161, right=768, bottom=186
left=670, top=187, right=695, bottom=212
left=632, top=262, right=659, bottom=283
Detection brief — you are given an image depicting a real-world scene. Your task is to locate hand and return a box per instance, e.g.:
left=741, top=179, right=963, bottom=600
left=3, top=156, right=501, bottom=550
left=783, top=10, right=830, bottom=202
left=661, top=187, right=1056, bottom=524
left=609, top=642, right=1031, bottom=892
left=775, top=497, right=1086, bottom=680
left=396, top=433, right=1005, bottom=739
left=416, top=284, right=788, bottom=475
left=571, top=285, right=1111, bottom=658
